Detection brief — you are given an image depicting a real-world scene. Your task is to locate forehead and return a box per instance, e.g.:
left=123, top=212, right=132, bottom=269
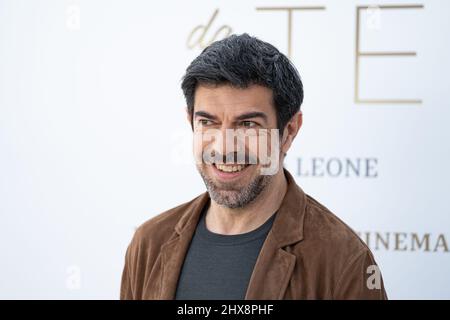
left=194, top=84, right=274, bottom=116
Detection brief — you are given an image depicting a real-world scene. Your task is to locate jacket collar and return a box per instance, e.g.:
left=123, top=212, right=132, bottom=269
left=174, top=168, right=306, bottom=245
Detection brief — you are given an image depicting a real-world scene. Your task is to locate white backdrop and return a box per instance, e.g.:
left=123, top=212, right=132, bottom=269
left=1, top=0, right=449, bottom=299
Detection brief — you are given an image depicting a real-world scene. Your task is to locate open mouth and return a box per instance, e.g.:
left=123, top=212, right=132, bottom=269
left=211, top=163, right=252, bottom=179
left=213, top=163, right=251, bottom=173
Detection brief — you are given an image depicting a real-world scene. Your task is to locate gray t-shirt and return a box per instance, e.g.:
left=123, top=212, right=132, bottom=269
left=175, top=205, right=276, bottom=300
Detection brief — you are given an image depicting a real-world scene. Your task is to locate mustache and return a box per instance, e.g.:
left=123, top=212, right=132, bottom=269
left=203, top=151, right=259, bottom=165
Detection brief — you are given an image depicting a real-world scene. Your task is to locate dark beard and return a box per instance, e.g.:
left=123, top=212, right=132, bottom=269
left=197, top=166, right=271, bottom=208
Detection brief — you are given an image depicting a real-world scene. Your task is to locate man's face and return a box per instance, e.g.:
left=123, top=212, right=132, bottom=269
left=191, top=84, right=281, bottom=209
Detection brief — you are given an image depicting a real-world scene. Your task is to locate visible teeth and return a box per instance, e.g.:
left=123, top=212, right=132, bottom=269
left=215, top=164, right=247, bottom=172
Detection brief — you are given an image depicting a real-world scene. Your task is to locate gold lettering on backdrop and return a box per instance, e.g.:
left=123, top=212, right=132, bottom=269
left=256, top=6, right=326, bottom=59
left=357, top=232, right=449, bottom=253
left=355, top=4, right=424, bottom=104
left=412, top=233, right=430, bottom=252
left=187, top=9, right=232, bottom=49
left=395, top=232, right=408, bottom=251
left=434, top=234, right=449, bottom=252
left=375, top=232, right=390, bottom=250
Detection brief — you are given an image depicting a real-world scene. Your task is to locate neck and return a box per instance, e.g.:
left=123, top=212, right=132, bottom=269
left=205, top=168, right=288, bottom=235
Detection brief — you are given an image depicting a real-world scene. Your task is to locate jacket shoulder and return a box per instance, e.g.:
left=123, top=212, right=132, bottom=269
left=299, top=194, right=386, bottom=299
left=302, top=194, right=371, bottom=257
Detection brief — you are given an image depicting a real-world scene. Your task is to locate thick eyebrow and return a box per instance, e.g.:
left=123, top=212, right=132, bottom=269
left=194, top=111, right=218, bottom=120
left=234, top=111, right=268, bottom=124
left=194, top=110, right=268, bottom=124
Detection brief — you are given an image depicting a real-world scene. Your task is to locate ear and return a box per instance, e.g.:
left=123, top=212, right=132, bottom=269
left=281, top=111, right=303, bottom=155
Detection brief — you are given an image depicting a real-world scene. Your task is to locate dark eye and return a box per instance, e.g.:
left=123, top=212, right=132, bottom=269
left=242, top=121, right=257, bottom=128
left=199, top=119, right=214, bottom=126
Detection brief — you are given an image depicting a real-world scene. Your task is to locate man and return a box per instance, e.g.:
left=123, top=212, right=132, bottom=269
left=120, top=33, right=387, bottom=300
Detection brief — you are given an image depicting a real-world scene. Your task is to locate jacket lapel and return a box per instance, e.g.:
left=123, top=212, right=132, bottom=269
left=158, top=193, right=210, bottom=299
left=244, top=235, right=298, bottom=299
left=245, top=169, right=307, bottom=299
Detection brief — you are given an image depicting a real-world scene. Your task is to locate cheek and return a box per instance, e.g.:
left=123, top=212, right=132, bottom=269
left=193, top=140, right=215, bottom=166
left=255, top=129, right=280, bottom=164
left=192, top=136, right=204, bottom=164
left=244, top=139, right=259, bottom=164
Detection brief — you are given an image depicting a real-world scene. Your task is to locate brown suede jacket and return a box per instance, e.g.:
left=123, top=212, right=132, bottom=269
left=120, top=169, right=387, bottom=300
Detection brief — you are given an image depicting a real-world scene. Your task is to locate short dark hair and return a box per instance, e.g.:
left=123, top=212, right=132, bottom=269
left=181, top=33, right=304, bottom=132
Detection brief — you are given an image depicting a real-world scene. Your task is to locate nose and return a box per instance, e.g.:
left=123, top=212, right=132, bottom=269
left=197, top=125, right=244, bottom=164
